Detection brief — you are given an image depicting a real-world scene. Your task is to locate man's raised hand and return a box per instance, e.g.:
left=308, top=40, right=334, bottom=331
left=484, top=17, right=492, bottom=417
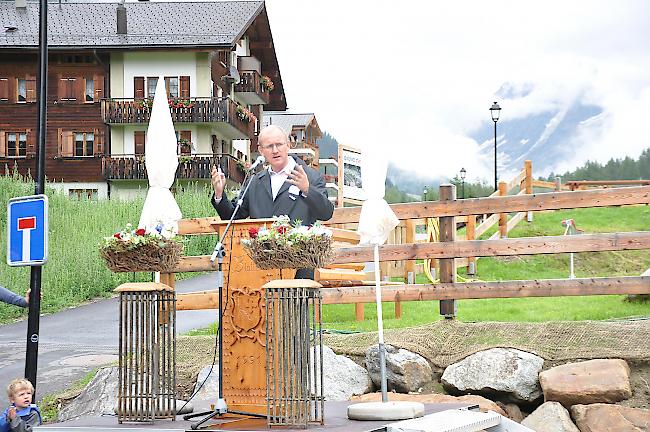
left=211, top=165, right=226, bottom=199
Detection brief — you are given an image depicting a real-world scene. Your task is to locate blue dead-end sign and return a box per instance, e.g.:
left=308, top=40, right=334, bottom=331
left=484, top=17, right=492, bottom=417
left=7, top=194, right=48, bottom=267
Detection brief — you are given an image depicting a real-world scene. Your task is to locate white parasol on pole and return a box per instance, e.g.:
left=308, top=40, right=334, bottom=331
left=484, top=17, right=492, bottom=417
left=138, top=76, right=182, bottom=240
left=347, top=154, right=424, bottom=421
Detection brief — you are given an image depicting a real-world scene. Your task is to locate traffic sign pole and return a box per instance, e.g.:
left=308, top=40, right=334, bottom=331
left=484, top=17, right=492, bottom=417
left=25, top=0, right=49, bottom=396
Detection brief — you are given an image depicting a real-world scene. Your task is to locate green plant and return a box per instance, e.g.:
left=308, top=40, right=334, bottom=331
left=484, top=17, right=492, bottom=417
left=236, top=105, right=257, bottom=123
left=260, top=75, right=274, bottom=92
left=168, top=98, right=194, bottom=109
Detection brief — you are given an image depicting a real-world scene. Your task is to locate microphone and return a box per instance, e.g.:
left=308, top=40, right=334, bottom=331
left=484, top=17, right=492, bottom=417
left=248, top=155, right=265, bottom=172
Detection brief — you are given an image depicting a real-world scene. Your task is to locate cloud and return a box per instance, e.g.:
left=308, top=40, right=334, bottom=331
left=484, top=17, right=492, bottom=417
left=266, top=1, right=650, bottom=180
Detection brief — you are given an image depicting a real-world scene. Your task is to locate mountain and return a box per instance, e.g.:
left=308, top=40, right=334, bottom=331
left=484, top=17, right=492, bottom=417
left=471, top=85, right=603, bottom=180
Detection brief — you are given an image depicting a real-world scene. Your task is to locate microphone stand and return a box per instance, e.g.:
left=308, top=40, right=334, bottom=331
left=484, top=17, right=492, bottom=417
left=184, top=168, right=266, bottom=429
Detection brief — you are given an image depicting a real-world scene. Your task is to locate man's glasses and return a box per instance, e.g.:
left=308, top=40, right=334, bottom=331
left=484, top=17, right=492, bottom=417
left=259, top=142, right=287, bottom=151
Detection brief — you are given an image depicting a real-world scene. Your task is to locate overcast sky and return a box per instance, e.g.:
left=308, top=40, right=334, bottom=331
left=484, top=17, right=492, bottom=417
left=265, top=0, right=650, bottom=181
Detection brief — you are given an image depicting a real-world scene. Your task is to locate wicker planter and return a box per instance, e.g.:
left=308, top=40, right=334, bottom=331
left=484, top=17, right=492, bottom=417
left=100, top=241, right=183, bottom=273
left=243, top=236, right=333, bottom=270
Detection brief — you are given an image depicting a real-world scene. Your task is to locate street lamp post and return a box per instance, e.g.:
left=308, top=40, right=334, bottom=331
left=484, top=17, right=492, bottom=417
left=460, top=167, right=466, bottom=199
left=490, top=101, right=501, bottom=191
left=423, top=187, right=428, bottom=201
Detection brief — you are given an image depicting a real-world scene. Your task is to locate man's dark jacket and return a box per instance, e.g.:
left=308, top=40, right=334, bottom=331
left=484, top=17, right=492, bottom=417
left=212, top=156, right=334, bottom=224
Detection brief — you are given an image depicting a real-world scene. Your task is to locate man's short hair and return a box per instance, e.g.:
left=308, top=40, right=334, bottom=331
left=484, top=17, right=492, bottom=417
left=7, top=378, right=33, bottom=398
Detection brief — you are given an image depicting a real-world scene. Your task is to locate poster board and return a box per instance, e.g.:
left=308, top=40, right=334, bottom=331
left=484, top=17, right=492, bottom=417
left=337, top=144, right=364, bottom=207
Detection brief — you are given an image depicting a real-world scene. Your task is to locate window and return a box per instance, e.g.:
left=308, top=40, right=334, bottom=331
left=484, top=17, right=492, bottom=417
left=74, top=132, right=94, bottom=156
left=0, top=78, right=8, bottom=102
left=165, top=77, right=179, bottom=98
left=134, top=76, right=145, bottom=99
left=85, top=78, right=94, bottom=102
left=69, top=189, right=98, bottom=200
left=177, top=130, right=192, bottom=155
left=17, top=79, right=26, bottom=102
left=59, top=78, right=76, bottom=101
left=147, top=77, right=158, bottom=98
left=5, top=132, right=27, bottom=157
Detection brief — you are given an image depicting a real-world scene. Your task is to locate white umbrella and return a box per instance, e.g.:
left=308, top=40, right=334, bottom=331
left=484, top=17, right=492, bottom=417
left=138, top=76, right=182, bottom=233
left=347, top=154, right=424, bottom=421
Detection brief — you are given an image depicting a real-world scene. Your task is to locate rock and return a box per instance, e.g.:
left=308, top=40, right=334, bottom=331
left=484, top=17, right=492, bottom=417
left=59, top=367, right=119, bottom=422
left=539, top=359, right=632, bottom=407
left=496, top=401, right=525, bottom=422
left=351, top=392, right=507, bottom=417
left=365, top=344, right=433, bottom=393
left=312, top=345, right=373, bottom=401
left=521, top=401, right=579, bottom=432
left=441, top=348, right=544, bottom=403
left=570, top=403, right=650, bottom=431
left=59, top=366, right=193, bottom=421
left=192, top=365, right=220, bottom=402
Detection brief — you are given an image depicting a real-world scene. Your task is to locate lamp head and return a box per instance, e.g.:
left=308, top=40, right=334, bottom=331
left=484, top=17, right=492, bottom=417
left=490, top=101, right=501, bottom=122
left=460, top=167, right=466, bottom=180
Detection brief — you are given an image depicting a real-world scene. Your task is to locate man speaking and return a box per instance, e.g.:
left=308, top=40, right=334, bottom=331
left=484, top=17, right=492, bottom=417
left=210, top=125, right=334, bottom=276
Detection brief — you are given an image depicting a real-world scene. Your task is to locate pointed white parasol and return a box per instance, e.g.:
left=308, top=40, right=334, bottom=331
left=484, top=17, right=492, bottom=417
left=138, top=76, right=182, bottom=235
left=347, top=153, right=424, bottom=421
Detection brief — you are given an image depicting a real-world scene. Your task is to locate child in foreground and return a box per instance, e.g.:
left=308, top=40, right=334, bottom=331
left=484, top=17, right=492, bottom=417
left=1, top=378, right=42, bottom=432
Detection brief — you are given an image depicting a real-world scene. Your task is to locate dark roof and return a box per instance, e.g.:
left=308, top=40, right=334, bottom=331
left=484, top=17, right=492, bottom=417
left=0, top=1, right=263, bottom=48
left=263, top=112, right=316, bottom=132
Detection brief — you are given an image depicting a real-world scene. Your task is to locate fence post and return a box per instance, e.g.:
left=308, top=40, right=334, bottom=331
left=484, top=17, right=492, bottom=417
left=555, top=176, right=563, bottom=191
left=466, top=215, right=476, bottom=276
left=525, top=160, right=533, bottom=222
left=499, top=181, right=508, bottom=238
left=439, top=184, right=457, bottom=319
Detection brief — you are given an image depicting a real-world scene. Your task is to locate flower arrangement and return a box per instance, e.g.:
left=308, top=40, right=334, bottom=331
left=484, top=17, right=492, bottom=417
left=236, top=105, right=257, bottom=123
left=241, top=216, right=333, bottom=270
left=137, top=99, right=154, bottom=110
left=260, top=75, right=274, bottom=92
left=168, top=98, right=195, bottom=109
left=99, top=222, right=183, bottom=273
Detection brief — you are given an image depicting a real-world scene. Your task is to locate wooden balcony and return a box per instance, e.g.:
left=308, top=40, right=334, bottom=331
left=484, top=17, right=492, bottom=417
left=102, top=153, right=246, bottom=184
left=101, top=97, right=254, bottom=140
left=234, top=70, right=271, bottom=105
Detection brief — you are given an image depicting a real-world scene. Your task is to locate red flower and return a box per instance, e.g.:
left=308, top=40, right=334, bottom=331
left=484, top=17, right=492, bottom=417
left=135, top=228, right=146, bottom=236
left=248, top=227, right=259, bottom=238
left=276, top=226, right=287, bottom=234
left=114, top=233, right=122, bottom=239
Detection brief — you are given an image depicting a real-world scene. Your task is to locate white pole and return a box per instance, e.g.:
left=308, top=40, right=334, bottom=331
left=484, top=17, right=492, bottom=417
left=374, top=243, right=388, bottom=402
left=569, top=253, right=575, bottom=279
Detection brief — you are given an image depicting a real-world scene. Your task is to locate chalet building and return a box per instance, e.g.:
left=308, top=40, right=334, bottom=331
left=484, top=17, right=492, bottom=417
left=0, top=0, right=286, bottom=199
left=262, top=112, right=321, bottom=168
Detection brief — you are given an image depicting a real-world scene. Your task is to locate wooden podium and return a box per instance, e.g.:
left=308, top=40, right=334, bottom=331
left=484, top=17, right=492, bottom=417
left=192, top=219, right=295, bottom=414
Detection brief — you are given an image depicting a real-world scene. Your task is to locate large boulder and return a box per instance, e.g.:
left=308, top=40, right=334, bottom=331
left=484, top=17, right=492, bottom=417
left=441, top=348, right=544, bottom=403
left=365, top=344, right=433, bottom=393
left=351, top=392, right=507, bottom=417
left=570, top=403, right=650, bottom=431
left=59, top=367, right=119, bottom=422
left=192, top=365, right=220, bottom=402
left=59, top=367, right=192, bottom=421
left=312, top=345, right=373, bottom=401
left=539, top=359, right=631, bottom=407
left=521, top=401, right=579, bottom=432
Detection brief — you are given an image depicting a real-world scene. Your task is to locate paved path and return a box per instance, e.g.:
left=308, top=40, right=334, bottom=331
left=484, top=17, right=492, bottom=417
left=0, top=274, right=219, bottom=401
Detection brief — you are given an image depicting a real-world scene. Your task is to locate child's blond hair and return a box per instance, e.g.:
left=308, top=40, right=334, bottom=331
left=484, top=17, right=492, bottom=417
left=6, top=378, right=34, bottom=398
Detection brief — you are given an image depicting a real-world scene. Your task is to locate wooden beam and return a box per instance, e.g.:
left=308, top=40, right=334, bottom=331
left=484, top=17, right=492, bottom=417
left=331, top=231, right=650, bottom=264
left=320, top=276, right=650, bottom=304
left=177, top=290, right=219, bottom=310
left=506, top=169, right=526, bottom=193
left=326, top=186, right=650, bottom=224
left=475, top=213, right=499, bottom=238
left=315, top=268, right=366, bottom=282
left=249, top=40, right=273, bottom=49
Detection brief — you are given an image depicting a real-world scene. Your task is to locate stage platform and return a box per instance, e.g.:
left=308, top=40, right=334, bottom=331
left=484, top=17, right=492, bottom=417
left=35, top=401, right=470, bottom=432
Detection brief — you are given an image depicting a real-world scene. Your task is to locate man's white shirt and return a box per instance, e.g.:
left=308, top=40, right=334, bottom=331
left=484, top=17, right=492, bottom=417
left=269, top=157, right=296, bottom=200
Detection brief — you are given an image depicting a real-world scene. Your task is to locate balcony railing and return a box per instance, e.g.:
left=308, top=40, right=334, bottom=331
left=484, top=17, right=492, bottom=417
left=101, top=97, right=253, bottom=139
left=234, top=70, right=271, bottom=105
left=102, top=153, right=246, bottom=184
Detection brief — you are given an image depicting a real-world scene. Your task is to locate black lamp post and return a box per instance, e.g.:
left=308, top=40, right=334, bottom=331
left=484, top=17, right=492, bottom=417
left=423, top=187, right=428, bottom=201
left=490, top=101, right=501, bottom=191
left=460, top=167, right=466, bottom=199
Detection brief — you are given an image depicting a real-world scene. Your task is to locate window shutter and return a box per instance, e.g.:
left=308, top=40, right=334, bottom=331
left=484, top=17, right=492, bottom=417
left=180, top=76, right=190, bottom=98
left=95, top=128, right=105, bottom=155
left=134, top=130, right=145, bottom=155
left=0, top=78, right=8, bottom=101
left=0, top=131, right=5, bottom=157
left=180, top=130, right=191, bottom=141
left=57, top=76, right=66, bottom=101
left=164, top=77, right=171, bottom=97
left=61, top=131, right=74, bottom=157
left=94, top=74, right=104, bottom=102
left=25, top=76, right=37, bottom=103
left=26, top=129, right=36, bottom=157
left=73, top=78, right=83, bottom=102
left=134, top=77, right=145, bottom=98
